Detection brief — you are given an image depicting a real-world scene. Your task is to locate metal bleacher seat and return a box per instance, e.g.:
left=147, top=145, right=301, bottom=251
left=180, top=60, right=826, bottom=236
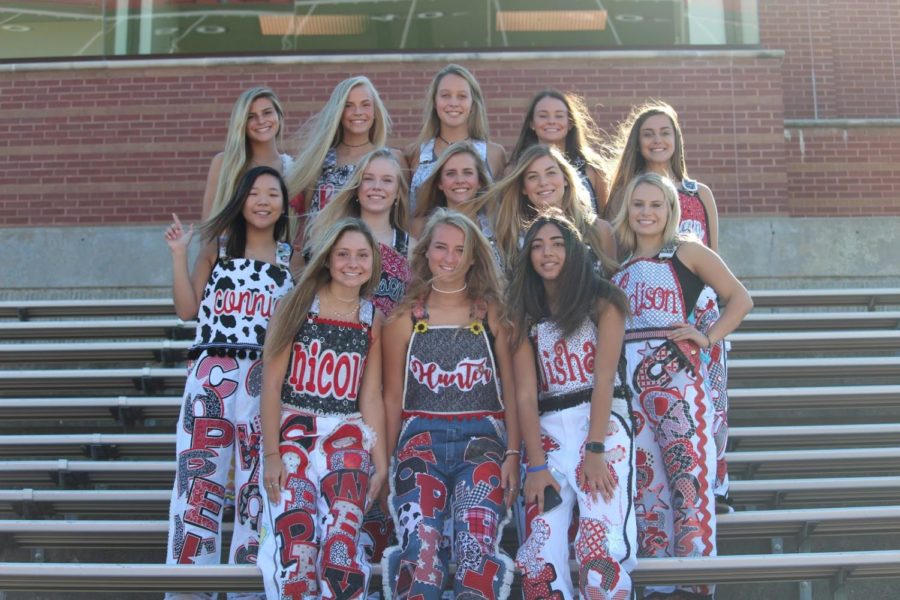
left=749, top=288, right=900, bottom=310
left=0, top=318, right=195, bottom=341
left=727, top=447, right=900, bottom=479
left=0, top=340, right=191, bottom=364
left=0, top=396, right=181, bottom=424
left=727, top=330, right=900, bottom=356
left=739, top=310, right=900, bottom=332
left=0, top=298, right=174, bottom=321
left=0, top=433, right=175, bottom=459
left=0, top=367, right=187, bottom=395
left=730, top=476, right=900, bottom=509
left=0, top=459, right=174, bottom=489
left=729, top=384, right=900, bottom=413
left=5, top=506, right=900, bottom=548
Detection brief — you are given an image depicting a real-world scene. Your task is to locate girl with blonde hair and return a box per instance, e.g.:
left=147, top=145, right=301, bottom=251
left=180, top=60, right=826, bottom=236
left=406, top=64, right=506, bottom=213
left=610, top=172, right=752, bottom=599
left=304, top=148, right=412, bottom=317
left=286, top=76, right=398, bottom=248
left=257, top=217, right=387, bottom=600
left=492, top=144, right=617, bottom=275
left=201, top=87, right=291, bottom=221
left=381, top=209, right=520, bottom=600
left=607, top=101, right=733, bottom=510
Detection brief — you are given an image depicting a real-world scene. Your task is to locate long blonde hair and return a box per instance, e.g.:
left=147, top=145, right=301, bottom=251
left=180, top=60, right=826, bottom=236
left=603, top=101, right=687, bottom=220
left=210, top=87, right=285, bottom=219
left=265, top=218, right=381, bottom=356
left=612, top=172, right=684, bottom=255
left=395, top=209, right=502, bottom=317
left=285, top=76, right=392, bottom=201
left=303, top=148, right=409, bottom=255
left=491, top=144, right=616, bottom=274
left=414, top=141, right=492, bottom=220
left=415, top=64, right=491, bottom=146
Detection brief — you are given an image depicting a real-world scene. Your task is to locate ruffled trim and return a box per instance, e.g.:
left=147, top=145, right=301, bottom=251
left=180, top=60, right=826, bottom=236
left=401, top=410, right=505, bottom=422
left=187, top=346, right=261, bottom=360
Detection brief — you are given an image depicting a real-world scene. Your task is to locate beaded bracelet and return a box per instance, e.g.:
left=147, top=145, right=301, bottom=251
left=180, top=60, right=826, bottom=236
left=503, top=449, right=521, bottom=459
left=525, top=463, right=548, bottom=473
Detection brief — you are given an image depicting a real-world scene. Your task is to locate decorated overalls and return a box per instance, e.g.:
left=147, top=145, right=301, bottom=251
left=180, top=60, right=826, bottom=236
left=290, top=148, right=356, bottom=250
left=678, top=178, right=730, bottom=503
left=258, top=297, right=377, bottom=600
left=409, top=139, right=490, bottom=213
left=568, top=154, right=602, bottom=218
left=382, top=300, right=514, bottom=600
left=517, top=317, right=637, bottom=600
left=166, top=239, right=293, bottom=595
left=372, top=229, right=412, bottom=317
left=612, top=244, right=717, bottom=599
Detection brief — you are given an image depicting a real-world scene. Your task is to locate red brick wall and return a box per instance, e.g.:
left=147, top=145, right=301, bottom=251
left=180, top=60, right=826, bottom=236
left=0, top=54, right=786, bottom=227
left=760, top=0, right=900, bottom=119
left=785, top=125, right=900, bottom=216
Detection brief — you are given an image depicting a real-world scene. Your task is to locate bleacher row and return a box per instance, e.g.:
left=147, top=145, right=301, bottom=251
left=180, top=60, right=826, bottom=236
left=1, top=290, right=900, bottom=598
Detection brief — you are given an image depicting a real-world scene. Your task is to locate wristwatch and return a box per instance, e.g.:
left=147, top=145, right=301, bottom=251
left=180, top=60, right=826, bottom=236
left=584, top=441, right=605, bottom=454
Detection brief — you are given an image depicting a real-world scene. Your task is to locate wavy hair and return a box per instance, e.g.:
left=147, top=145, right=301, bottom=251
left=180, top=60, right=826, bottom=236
left=413, top=141, right=492, bottom=220
left=201, top=165, right=289, bottom=258
left=612, top=172, right=687, bottom=255
left=491, top=144, right=616, bottom=274
left=603, top=100, right=687, bottom=220
left=509, top=89, right=605, bottom=171
left=285, top=76, right=392, bottom=201
left=415, top=64, right=491, bottom=146
left=265, top=218, right=381, bottom=356
left=507, top=209, right=628, bottom=347
left=209, top=87, right=285, bottom=219
left=395, top=209, right=502, bottom=317
left=303, top=148, right=408, bottom=255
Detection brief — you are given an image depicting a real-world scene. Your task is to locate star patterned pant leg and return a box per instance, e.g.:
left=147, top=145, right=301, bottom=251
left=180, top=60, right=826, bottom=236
left=517, top=403, right=637, bottom=600
left=165, top=355, right=266, bottom=600
left=627, top=339, right=717, bottom=599
left=693, top=286, right=730, bottom=499
left=382, top=417, right=513, bottom=600
left=257, top=410, right=374, bottom=600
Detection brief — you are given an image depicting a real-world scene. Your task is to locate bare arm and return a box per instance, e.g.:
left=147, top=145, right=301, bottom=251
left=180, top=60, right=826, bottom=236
left=593, top=218, right=618, bottom=264
left=672, top=242, right=753, bottom=346
left=359, top=313, right=388, bottom=506
left=580, top=301, right=625, bottom=503
left=165, top=214, right=215, bottom=321
left=488, top=302, right=521, bottom=507
left=200, top=153, right=225, bottom=221
left=382, top=310, right=413, bottom=462
left=511, top=338, right=558, bottom=512
left=697, top=183, right=719, bottom=252
left=260, top=341, right=291, bottom=504
left=486, top=141, right=508, bottom=180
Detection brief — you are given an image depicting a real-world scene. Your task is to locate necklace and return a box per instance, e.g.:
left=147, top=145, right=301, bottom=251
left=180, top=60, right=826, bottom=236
left=341, top=139, right=372, bottom=149
left=438, top=134, right=470, bottom=147
left=328, top=302, right=360, bottom=319
left=431, top=282, right=468, bottom=294
left=328, top=289, right=359, bottom=304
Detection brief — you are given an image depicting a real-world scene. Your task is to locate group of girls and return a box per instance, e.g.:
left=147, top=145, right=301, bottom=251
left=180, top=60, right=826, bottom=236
left=163, top=62, right=752, bottom=600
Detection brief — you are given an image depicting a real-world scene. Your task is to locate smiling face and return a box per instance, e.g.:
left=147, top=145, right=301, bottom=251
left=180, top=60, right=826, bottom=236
left=437, top=152, right=481, bottom=209
left=434, top=73, right=473, bottom=130
left=531, top=96, right=570, bottom=146
left=426, top=223, right=472, bottom=286
left=342, top=84, right=375, bottom=138
left=522, top=155, right=567, bottom=208
left=245, top=97, right=279, bottom=143
left=328, top=230, right=374, bottom=291
left=242, top=173, right=285, bottom=230
left=638, top=113, right=676, bottom=167
left=529, top=222, right=566, bottom=282
left=357, top=157, right=400, bottom=217
left=627, top=182, right=670, bottom=238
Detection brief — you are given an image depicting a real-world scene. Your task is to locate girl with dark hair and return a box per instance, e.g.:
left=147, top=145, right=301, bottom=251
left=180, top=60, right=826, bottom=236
left=381, top=209, right=520, bottom=600
left=201, top=87, right=291, bottom=221
left=164, top=166, right=293, bottom=597
left=606, top=101, right=732, bottom=511
left=611, top=173, right=752, bottom=599
left=508, top=209, right=636, bottom=599
left=510, top=89, right=608, bottom=216
left=406, top=64, right=507, bottom=213
left=257, top=218, right=387, bottom=600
